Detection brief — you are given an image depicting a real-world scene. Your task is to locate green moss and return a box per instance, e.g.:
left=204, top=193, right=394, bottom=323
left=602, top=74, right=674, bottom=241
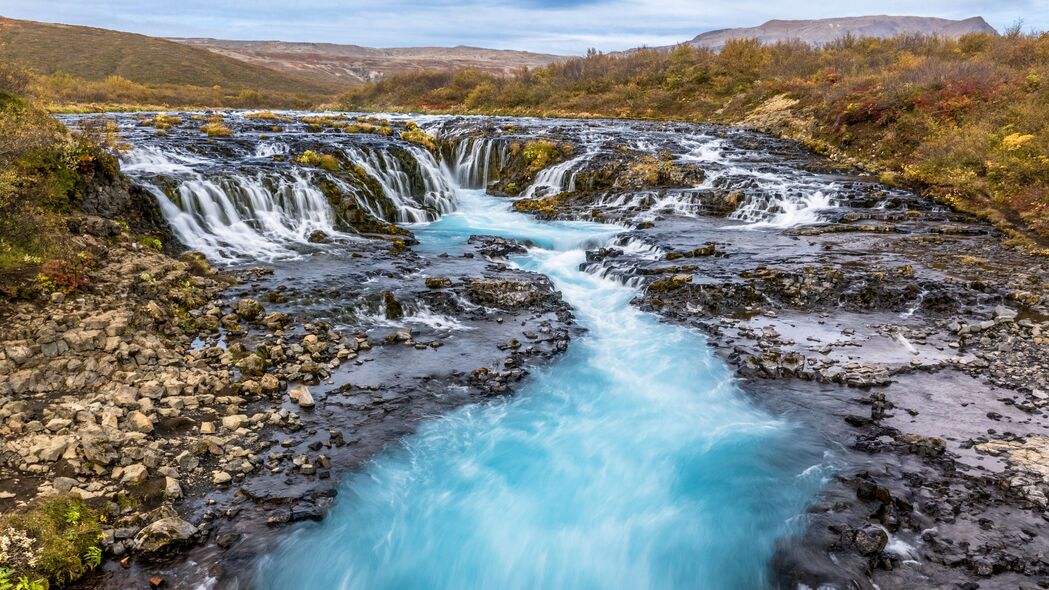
left=1, top=496, right=105, bottom=587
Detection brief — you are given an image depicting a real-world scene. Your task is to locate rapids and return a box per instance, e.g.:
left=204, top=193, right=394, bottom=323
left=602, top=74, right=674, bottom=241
left=252, top=187, right=832, bottom=589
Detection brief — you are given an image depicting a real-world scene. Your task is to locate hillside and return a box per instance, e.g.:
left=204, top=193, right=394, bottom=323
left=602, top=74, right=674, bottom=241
left=169, top=38, right=567, bottom=87
left=0, top=17, right=336, bottom=95
left=682, top=15, right=997, bottom=49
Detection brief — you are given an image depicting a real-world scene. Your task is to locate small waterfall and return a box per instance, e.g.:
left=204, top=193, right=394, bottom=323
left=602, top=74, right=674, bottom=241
left=339, top=145, right=456, bottom=223
left=443, top=137, right=510, bottom=189
left=521, top=152, right=591, bottom=199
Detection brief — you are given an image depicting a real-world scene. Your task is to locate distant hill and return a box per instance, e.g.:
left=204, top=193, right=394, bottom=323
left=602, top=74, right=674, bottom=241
left=169, top=38, right=568, bottom=88
left=0, top=17, right=337, bottom=95
left=681, top=16, right=997, bottom=50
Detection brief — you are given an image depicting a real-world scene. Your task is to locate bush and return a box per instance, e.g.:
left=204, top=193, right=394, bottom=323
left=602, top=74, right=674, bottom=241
left=293, top=150, right=340, bottom=172
left=1, top=496, right=105, bottom=587
left=399, top=121, right=438, bottom=152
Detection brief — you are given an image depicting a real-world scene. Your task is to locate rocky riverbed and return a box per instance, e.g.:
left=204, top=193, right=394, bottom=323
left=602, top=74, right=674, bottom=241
left=2, top=111, right=1046, bottom=589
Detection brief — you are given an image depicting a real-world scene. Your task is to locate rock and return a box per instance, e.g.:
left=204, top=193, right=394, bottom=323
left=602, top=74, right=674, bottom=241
left=121, top=463, right=149, bottom=484
left=175, top=450, right=199, bottom=472
left=164, top=476, right=182, bottom=498
left=133, top=517, right=198, bottom=553
left=383, top=291, right=404, bottom=320
left=53, top=476, right=79, bottom=493
left=425, top=277, right=452, bottom=289
left=260, top=373, right=280, bottom=394
left=212, top=471, right=232, bottom=486
left=221, top=415, right=248, bottom=430
left=236, top=354, right=266, bottom=377
left=289, top=386, right=315, bottom=408
left=126, top=410, right=154, bottom=433
left=851, top=525, right=888, bottom=555
left=235, top=299, right=264, bottom=321
left=262, top=311, right=289, bottom=330
left=467, top=278, right=547, bottom=309
left=994, top=305, right=1018, bottom=322
left=307, top=230, right=330, bottom=243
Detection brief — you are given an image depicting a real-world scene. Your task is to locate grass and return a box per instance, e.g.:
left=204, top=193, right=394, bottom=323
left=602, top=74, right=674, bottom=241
left=0, top=496, right=105, bottom=588
left=341, top=30, right=1049, bottom=246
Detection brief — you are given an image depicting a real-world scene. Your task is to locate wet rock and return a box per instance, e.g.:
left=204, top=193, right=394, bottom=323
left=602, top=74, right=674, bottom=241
left=133, top=516, right=198, bottom=553
left=383, top=291, right=404, bottom=320
left=467, top=278, right=547, bottom=309
left=289, top=385, right=315, bottom=408
left=425, top=277, right=452, bottom=289
left=235, top=299, right=264, bottom=321
left=307, top=230, right=331, bottom=243
left=850, top=525, right=888, bottom=555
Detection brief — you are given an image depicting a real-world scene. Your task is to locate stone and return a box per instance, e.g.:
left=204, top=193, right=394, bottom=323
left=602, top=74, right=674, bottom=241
left=994, top=305, right=1018, bottom=322
left=53, top=476, right=79, bottom=494
left=221, top=415, right=248, bottom=430
left=164, top=476, right=182, bottom=498
left=133, top=517, right=197, bottom=553
left=121, top=463, right=149, bottom=484
left=126, top=410, right=154, bottom=433
left=235, top=299, right=264, bottom=321
left=852, top=525, right=888, bottom=555
left=289, top=385, right=315, bottom=408
left=260, top=374, right=280, bottom=393
left=212, top=471, right=232, bottom=486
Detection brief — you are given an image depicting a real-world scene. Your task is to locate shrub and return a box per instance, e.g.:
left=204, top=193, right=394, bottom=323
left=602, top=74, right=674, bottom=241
left=522, top=140, right=559, bottom=171
left=201, top=121, right=232, bottom=137
left=0, top=496, right=105, bottom=586
left=399, top=121, right=438, bottom=152
left=293, top=150, right=340, bottom=172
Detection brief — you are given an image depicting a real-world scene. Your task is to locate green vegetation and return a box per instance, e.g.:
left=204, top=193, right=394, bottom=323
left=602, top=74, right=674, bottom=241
left=0, top=60, right=119, bottom=289
left=0, top=496, right=105, bottom=588
left=293, top=150, right=341, bottom=172
left=521, top=140, right=559, bottom=171
left=399, top=121, right=438, bottom=152
left=342, top=31, right=1049, bottom=245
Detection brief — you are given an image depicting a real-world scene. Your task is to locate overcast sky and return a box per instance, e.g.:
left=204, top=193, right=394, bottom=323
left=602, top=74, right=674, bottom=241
left=0, top=0, right=1045, bottom=55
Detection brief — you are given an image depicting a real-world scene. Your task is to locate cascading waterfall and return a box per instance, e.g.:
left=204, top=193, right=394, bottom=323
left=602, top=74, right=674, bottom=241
left=336, top=145, right=456, bottom=223
left=444, top=136, right=511, bottom=189
left=125, top=145, right=341, bottom=261
left=521, top=151, right=592, bottom=199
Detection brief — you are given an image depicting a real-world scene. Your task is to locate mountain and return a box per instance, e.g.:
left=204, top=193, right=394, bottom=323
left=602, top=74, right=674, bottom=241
left=682, top=16, right=997, bottom=50
left=0, top=17, right=337, bottom=94
left=168, top=39, right=568, bottom=88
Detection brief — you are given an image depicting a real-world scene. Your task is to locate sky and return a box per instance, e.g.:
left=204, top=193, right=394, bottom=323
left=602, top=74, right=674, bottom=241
left=0, top=0, right=1045, bottom=55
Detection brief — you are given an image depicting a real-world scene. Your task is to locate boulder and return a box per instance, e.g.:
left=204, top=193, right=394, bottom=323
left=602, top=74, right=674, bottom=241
left=234, top=299, right=264, bottom=321
left=132, top=517, right=198, bottom=553
left=126, top=410, right=154, bottom=434
left=289, top=386, right=315, bottom=408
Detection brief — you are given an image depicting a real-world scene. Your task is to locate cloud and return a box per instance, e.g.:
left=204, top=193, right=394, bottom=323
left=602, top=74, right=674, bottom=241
left=0, top=0, right=1045, bottom=54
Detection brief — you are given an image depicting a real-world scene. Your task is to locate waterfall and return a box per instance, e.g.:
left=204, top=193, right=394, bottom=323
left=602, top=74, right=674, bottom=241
left=443, top=137, right=510, bottom=189
left=521, top=151, right=592, bottom=199
left=338, top=145, right=456, bottom=223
